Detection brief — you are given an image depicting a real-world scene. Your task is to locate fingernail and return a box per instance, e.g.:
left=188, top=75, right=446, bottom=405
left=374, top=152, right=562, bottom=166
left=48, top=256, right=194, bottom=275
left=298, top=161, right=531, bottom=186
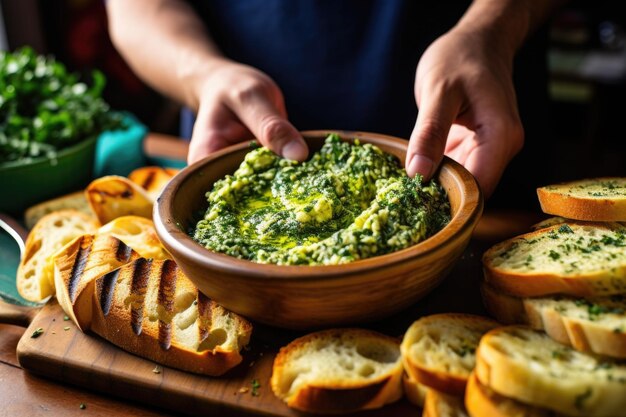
left=407, top=154, right=434, bottom=179
left=281, top=140, right=307, bottom=161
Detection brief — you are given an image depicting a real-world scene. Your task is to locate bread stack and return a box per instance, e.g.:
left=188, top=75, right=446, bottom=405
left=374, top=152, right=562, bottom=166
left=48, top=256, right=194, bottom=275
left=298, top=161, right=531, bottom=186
left=17, top=167, right=253, bottom=376
left=475, top=177, right=626, bottom=416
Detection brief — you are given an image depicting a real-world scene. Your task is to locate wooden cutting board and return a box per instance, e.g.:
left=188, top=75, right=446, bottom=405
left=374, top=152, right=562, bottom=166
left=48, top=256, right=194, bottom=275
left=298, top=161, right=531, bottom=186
left=12, top=240, right=490, bottom=417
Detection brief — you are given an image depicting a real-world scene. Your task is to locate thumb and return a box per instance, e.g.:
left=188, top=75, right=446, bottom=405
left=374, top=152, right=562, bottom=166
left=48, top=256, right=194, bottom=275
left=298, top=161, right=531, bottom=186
left=232, top=86, right=308, bottom=161
left=406, top=87, right=461, bottom=180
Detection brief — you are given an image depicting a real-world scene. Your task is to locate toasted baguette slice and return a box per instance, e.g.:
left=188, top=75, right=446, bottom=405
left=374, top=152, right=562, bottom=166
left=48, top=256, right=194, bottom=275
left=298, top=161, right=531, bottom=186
left=530, top=216, right=568, bottom=232
left=17, top=210, right=99, bottom=302
left=465, top=372, right=563, bottom=417
left=97, top=216, right=171, bottom=261
left=403, top=373, right=429, bottom=408
left=271, top=328, right=403, bottom=413
left=483, top=222, right=626, bottom=297
left=423, top=389, right=469, bottom=417
left=475, top=326, right=626, bottom=417
left=24, top=191, right=95, bottom=230
left=481, top=282, right=626, bottom=359
left=537, top=178, right=626, bottom=222
left=401, top=314, right=499, bottom=396
left=53, top=234, right=141, bottom=331
left=128, top=166, right=179, bottom=202
left=85, top=175, right=153, bottom=224
left=89, top=258, right=252, bottom=376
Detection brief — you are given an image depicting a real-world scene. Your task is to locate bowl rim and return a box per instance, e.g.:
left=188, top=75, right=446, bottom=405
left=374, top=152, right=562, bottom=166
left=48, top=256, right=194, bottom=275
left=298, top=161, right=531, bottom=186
left=155, top=130, right=483, bottom=280
left=0, top=134, right=98, bottom=171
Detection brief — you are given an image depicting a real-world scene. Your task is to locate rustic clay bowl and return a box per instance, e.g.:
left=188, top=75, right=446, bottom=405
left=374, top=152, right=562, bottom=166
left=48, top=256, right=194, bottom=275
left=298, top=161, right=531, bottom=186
left=154, top=131, right=482, bottom=329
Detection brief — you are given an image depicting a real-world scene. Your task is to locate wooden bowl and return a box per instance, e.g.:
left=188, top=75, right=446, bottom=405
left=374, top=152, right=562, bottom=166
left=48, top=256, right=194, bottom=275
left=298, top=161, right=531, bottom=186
left=154, top=131, right=482, bottom=329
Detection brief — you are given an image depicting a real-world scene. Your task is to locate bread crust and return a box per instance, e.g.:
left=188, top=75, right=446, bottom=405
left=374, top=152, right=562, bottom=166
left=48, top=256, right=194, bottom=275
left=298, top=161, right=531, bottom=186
left=465, top=372, right=561, bottom=417
left=483, top=223, right=626, bottom=298
left=537, top=178, right=626, bottom=222
left=482, top=282, right=626, bottom=359
left=475, top=326, right=626, bottom=417
left=401, top=314, right=499, bottom=397
left=271, top=328, right=403, bottom=414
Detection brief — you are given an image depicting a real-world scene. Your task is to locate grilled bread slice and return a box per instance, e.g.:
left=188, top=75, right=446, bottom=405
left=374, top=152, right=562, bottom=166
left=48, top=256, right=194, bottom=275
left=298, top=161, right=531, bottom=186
left=128, top=166, right=179, bottom=202
left=97, top=216, right=171, bottom=261
left=401, top=314, right=499, bottom=396
left=403, top=373, right=429, bottom=408
left=85, top=175, right=153, bottom=224
left=90, top=258, right=252, bottom=376
left=482, top=282, right=626, bottom=359
left=483, top=222, right=626, bottom=298
left=271, top=328, right=403, bottom=413
left=475, top=326, right=626, bottom=417
left=54, top=234, right=141, bottom=331
left=537, top=178, right=626, bottom=222
left=423, top=389, right=469, bottom=417
left=465, top=372, right=563, bottom=417
left=17, top=210, right=99, bottom=302
left=24, top=191, right=94, bottom=229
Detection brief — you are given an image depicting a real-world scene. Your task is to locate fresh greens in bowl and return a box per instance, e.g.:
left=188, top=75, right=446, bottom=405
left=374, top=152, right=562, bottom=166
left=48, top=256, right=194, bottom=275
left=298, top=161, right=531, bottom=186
left=0, top=47, right=124, bottom=164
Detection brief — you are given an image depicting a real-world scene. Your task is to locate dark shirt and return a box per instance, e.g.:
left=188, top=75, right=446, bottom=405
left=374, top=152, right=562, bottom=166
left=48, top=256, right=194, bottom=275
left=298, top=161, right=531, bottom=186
left=186, top=0, right=552, bottom=208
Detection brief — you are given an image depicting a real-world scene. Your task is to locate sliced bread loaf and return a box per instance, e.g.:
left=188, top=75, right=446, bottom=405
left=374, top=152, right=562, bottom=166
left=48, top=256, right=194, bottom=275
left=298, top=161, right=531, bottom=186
left=483, top=222, right=626, bottom=297
left=24, top=191, right=94, bottom=229
left=465, top=372, right=562, bottom=417
left=271, top=328, right=403, bottom=413
left=97, top=216, right=171, bottom=261
left=482, top=282, right=626, bottom=359
left=403, top=373, right=429, bottom=408
left=85, top=175, right=153, bottom=224
left=17, top=210, right=99, bottom=302
left=537, top=178, right=626, bottom=222
left=128, top=166, right=179, bottom=202
left=401, top=314, right=499, bottom=396
left=53, top=234, right=141, bottom=331
left=423, top=389, right=468, bottom=417
left=89, top=258, right=252, bottom=376
left=475, top=326, right=626, bottom=417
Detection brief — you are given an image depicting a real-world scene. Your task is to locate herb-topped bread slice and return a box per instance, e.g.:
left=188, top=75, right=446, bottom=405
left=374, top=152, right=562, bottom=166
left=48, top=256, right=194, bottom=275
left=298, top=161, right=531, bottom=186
left=424, top=389, right=469, bottom=417
left=271, top=328, right=403, bottom=413
left=481, top=282, right=626, bottom=359
left=400, top=314, right=499, bottom=396
left=483, top=222, right=626, bottom=297
left=475, top=326, right=626, bottom=417
left=465, top=372, right=563, bottom=417
left=537, top=177, right=626, bottom=222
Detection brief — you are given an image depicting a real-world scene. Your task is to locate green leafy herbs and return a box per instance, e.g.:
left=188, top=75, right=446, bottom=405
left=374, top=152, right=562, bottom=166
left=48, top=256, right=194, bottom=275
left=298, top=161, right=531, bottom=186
left=31, top=327, right=44, bottom=338
left=0, top=47, right=124, bottom=164
left=251, top=379, right=261, bottom=396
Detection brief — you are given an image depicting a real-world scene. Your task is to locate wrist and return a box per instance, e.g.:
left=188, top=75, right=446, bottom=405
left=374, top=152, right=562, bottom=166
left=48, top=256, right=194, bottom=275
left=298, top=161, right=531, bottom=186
left=176, top=48, right=231, bottom=111
left=453, top=0, right=533, bottom=61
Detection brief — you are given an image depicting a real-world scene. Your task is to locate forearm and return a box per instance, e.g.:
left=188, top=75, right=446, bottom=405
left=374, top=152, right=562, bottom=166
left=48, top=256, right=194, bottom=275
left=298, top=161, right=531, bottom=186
left=454, top=0, right=566, bottom=60
left=106, top=0, right=225, bottom=110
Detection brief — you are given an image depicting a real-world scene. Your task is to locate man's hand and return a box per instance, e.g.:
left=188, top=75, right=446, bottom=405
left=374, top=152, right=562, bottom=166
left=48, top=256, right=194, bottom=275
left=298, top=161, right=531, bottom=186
left=406, top=28, right=524, bottom=198
left=188, top=63, right=308, bottom=164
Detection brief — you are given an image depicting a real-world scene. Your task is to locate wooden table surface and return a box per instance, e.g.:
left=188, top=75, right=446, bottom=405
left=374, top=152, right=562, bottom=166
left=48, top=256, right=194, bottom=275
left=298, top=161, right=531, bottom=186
left=0, top=209, right=542, bottom=417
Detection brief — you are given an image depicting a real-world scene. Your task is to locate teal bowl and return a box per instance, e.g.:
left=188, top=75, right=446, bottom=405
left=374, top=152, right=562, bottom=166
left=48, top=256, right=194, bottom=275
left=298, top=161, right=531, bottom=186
left=0, top=136, right=97, bottom=216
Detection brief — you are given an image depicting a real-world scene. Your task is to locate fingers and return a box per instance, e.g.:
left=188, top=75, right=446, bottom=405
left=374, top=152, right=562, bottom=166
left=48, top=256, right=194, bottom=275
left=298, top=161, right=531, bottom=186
left=227, top=78, right=308, bottom=161
left=406, top=84, right=462, bottom=180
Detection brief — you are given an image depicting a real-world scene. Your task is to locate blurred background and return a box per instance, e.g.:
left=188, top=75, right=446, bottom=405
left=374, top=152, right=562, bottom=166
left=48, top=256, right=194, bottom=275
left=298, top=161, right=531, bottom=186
left=1, top=0, right=624, bottom=210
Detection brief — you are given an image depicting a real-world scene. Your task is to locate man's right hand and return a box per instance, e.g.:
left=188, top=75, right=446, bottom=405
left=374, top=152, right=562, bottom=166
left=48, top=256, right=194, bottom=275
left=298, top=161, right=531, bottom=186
left=187, top=62, right=308, bottom=165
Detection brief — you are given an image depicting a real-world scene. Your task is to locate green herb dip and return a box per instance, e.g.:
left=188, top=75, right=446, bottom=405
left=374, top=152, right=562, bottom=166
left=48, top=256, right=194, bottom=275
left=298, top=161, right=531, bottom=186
left=192, top=134, right=450, bottom=265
